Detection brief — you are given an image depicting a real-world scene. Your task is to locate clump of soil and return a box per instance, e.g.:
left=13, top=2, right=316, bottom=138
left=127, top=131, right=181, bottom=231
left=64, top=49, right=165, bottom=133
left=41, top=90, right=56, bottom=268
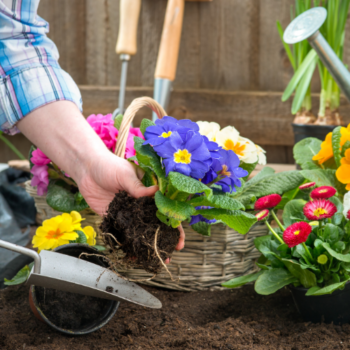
left=100, top=191, right=180, bottom=274
left=35, top=287, right=110, bottom=330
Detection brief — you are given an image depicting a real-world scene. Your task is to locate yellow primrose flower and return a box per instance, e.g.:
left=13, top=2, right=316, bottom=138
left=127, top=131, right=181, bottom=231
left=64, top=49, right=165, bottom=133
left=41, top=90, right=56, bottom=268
left=216, top=127, right=258, bottom=164
left=336, top=148, right=350, bottom=191
left=196, top=121, right=221, bottom=141
left=255, top=144, right=267, bottom=165
left=313, top=126, right=350, bottom=164
left=70, top=211, right=85, bottom=230
left=82, top=226, right=97, bottom=246
left=32, top=213, right=79, bottom=252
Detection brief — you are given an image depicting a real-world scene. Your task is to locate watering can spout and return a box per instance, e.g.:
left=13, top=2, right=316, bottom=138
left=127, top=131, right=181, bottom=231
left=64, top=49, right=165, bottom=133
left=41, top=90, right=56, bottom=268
left=284, top=7, right=350, bottom=103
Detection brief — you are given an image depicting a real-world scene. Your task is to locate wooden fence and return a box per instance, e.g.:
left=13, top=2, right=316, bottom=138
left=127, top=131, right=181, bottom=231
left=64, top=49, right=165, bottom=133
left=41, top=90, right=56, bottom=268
left=2, top=0, right=350, bottom=163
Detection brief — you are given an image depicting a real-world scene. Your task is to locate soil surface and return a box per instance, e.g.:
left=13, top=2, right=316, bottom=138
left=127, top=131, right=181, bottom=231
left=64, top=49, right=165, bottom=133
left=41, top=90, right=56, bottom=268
left=1, top=283, right=350, bottom=350
left=100, top=191, right=180, bottom=274
left=35, top=287, right=110, bottom=330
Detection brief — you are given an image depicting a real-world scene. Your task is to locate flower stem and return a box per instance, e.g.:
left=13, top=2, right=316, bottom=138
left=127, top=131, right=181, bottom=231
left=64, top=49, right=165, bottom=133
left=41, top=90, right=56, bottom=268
left=302, top=242, right=314, bottom=262
left=265, top=221, right=285, bottom=245
left=271, top=209, right=285, bottom=232
left=0, top=132, right=26, bottom=160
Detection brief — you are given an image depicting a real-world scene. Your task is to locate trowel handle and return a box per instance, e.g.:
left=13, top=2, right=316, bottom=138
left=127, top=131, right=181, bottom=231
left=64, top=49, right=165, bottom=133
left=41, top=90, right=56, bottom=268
left=116, top=0, right=142, bottom=56
left=0, top=239, right=41, bottom=274
left=155, top=0, right=185, bottom=81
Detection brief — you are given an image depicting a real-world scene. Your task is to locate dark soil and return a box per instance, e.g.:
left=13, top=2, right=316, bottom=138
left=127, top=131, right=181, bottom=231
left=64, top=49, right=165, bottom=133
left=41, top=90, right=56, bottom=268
left=2, top=283, right=350, bottom=350
left=100, top=191, right=180, bottom=274
left=35, top=287, right=110, bottom=330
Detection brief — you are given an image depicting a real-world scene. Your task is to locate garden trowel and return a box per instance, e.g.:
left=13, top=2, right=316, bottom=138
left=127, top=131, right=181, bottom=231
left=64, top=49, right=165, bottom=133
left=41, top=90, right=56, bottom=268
left=0, top=239, right=162, bottom=309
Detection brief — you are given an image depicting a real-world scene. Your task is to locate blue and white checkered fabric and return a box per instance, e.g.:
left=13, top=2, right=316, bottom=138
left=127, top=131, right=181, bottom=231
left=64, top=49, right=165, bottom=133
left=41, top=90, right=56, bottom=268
left=0, top=0, right=82, bottom=135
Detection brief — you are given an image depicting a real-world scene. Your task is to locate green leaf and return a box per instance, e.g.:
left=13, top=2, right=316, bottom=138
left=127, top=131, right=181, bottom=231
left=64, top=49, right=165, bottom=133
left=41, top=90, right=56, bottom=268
left=276, top=21, right=295, bottom=70
left=28, top=145, right=36, bottom=169
left=4, top=263, right=33, bottom=286
left=189, top=194, right=244, bottom=211
left=255, top=268, right=298, bottom=295
left=46, top=181, right=89, bottom=213
left=332, top=126, right=342, bottom=168
left=168, top=172, right=212, bottom=198
left=233, top=194, right=256, bottom=208
left=114, top=114, right=124, bottom=130
left=248, top=166, right=275, bottom=185
left=323, top=242, right=350, bottom=262
left=239, top=161, right=258, bottom=181
left=254, top=235, right=284, bottom=268
left=276, top=185, right=302, bottom=210
left=140, top=118, right=155, bottom=136
left=306, top=279, right=350, bottom=296
left=300, top=169, right=337, bottom=187
left=282, top=259, right=317, bottom=288
left=191, top=221, right=212, bottom=236
left=74, top=192, right=84, bottom=205
left=74, top=230, right=87, bottom=244
left=291, top=57, right=318, bottom=114
left=236, top=171, right=305, bottom=200
left=142, top=169, right=158, bottom=187
left=196, top=208, right=257, bottom=234
left=293, top=137, right=321, bottom=170
left=282, top=49, right=318, bottom=102
left=156, top=210, right=181, bottom=228
left=155, top=191, right=195, bottom=221
left=93, top=245, right=106, bottom=251
left=329, top=196, right=343, bottom=226
left=282, top=199, right=307, bottom=227
left=222, top=271, right=264, bottom=289
left=341, top=140, right=350, bottom=157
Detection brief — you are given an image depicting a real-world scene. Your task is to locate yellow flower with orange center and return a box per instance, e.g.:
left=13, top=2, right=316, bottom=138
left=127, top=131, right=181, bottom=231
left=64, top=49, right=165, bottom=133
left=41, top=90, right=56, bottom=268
left=32, top=214, right=79, bottom=252
left=336, top=148, right=350, bottom=191
left=313, top=125, right=350, bottom=164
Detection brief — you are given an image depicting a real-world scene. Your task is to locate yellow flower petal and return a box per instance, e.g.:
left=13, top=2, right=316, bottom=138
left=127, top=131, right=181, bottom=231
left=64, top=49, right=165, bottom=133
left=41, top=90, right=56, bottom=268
left=336, top=164, right=350, bottom=184
left=83, top=226, right=96, bottom=246
left=61, top=232, right=79, bottom=241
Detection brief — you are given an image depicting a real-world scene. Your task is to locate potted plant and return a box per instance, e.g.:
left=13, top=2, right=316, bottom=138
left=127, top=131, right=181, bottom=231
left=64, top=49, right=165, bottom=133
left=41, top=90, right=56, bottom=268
left=223, top=184, right=350, bottom=324
left=279, top=1, right=350, bottom=144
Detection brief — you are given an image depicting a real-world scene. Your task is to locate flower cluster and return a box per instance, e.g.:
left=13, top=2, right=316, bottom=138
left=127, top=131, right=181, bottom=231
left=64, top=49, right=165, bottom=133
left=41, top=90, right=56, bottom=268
left=144, top=117, right=255, bottom=193
left=87, top=113, right=144, bottom=157
left=30, top=149, right=51, bottom=196
left=32, top=211, right=96, bottom=252
left=197, top=122, right=266, bottom=165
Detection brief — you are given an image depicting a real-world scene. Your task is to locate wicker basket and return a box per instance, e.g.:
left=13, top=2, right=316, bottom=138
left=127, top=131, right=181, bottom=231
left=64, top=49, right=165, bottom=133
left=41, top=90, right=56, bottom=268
left=25, top=96, right=268, bottom=291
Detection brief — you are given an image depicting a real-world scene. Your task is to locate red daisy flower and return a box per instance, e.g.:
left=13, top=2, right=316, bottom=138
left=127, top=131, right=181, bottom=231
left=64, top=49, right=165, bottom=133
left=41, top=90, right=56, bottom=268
left=303, top=199, right=337, bottom=221
left=346, top=210, right=350, bottom=220
left=254, top=194, right=282, bottom=210
left=299, top=182, right=316, bottom=190
left=255, top=209, right=269, bottom=221
left=310, top=186, right=336, bottom=199
left=283, top=222, right=312, bottom=248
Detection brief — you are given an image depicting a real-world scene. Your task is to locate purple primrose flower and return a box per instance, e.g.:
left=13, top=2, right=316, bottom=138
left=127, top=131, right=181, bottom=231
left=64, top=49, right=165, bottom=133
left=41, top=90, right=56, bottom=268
left=144, top=116, right=199, bottom=146
left=154, top=130, right=211, bottom=179
left=202, top=149, right=248, bottom=193
left=190, top=206, right=217, bottom=225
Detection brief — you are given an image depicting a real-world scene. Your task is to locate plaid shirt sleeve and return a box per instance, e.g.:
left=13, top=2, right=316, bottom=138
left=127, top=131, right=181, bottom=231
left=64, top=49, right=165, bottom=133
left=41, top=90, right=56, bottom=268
left=0, top=0, right=82, bottom=135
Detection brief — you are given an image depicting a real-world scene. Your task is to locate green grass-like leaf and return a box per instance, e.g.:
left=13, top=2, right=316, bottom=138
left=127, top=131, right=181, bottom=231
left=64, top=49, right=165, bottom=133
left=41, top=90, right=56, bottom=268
left=332, top=126, right=342, bottom=168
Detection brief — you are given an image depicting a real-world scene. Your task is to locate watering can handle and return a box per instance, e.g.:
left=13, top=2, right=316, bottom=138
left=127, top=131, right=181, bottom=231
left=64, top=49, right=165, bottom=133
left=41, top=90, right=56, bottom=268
left=0, top=239, right=41, bottom=274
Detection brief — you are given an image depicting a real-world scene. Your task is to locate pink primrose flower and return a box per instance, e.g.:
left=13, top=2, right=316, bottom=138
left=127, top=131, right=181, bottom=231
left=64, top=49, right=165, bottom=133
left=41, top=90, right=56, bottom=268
left=31, top=165, right=49, bottom=196
left=31, top=149, right=51, bottom=166
left=125, top=128, right=145, bottom=159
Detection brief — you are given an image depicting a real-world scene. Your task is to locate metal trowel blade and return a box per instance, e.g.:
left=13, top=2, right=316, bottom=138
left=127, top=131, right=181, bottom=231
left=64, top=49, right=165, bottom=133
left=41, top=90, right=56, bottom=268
left=27, top=250, right=162, bottom=309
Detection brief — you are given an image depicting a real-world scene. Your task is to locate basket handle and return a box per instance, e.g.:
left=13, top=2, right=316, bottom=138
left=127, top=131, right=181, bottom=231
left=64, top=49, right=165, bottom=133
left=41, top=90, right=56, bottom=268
left=114, top=97, right=167, bottom=158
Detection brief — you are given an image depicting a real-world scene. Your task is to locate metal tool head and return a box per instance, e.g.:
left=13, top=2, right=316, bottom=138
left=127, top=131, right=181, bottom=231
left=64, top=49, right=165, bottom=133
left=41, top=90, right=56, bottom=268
left=27, top=250, right=162, bottom=309
left=284, top=7, right=327, bottom=44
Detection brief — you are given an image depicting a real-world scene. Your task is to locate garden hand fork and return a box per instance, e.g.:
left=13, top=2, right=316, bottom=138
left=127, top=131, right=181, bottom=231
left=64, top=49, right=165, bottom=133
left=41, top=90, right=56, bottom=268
left=0, top=239, right=162, bottom=309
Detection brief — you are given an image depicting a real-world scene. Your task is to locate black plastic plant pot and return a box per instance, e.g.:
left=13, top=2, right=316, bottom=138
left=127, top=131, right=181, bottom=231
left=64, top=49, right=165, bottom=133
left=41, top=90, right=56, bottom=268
left=29, top=244, right=119, bottom=335
left=292, top=123, right=338, bottom=144
left=290, top=283, right=350, bottom=324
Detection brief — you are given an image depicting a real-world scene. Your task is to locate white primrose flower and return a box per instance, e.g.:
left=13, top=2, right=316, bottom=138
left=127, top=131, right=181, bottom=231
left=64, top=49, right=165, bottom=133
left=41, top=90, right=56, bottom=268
left=215, top=127, right=258, bottom=164
left=343, top=191, right=350, bottom=220
left=256, top=144, right=267, bottom=165
left=196, top=121, right=221, bottom=141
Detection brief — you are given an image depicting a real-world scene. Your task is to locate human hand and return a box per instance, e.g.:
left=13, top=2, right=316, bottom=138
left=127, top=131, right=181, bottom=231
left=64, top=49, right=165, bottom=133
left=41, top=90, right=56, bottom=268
left=76, top=151, right=185, bottom=256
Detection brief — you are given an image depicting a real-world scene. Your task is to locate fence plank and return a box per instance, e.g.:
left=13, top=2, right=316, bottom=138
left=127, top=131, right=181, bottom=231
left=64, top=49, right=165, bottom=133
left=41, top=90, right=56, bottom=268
left=38, top=0, right=87, bottom=84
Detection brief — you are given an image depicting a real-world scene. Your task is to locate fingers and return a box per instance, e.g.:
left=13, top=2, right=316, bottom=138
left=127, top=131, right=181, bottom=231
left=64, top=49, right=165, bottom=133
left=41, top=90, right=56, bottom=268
left=175, top=224, right=185, bottom=251
left=127, top=179, right=159, bottom=198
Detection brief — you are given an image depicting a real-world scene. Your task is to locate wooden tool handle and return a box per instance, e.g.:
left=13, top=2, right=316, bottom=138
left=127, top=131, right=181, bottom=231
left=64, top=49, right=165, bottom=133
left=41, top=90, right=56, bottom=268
left=116, top=0, right=142, bottom=55
left=155, top=0, right=185, bottom=81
